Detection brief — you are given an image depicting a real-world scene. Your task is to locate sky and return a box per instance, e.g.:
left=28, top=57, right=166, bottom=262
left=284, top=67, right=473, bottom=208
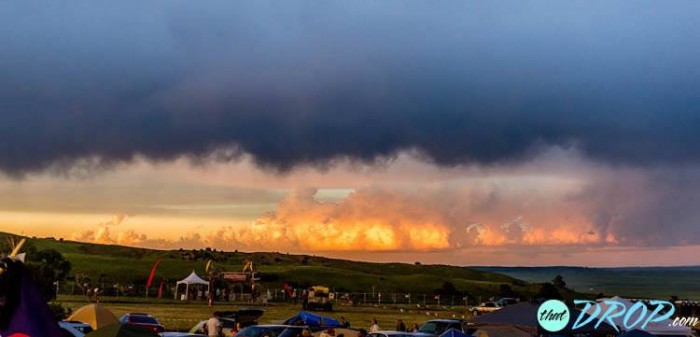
left=1, top=1, right=700, bottom=266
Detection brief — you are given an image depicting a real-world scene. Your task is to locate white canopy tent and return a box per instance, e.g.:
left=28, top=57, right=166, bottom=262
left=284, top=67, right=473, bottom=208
left=175, top=271, right=210, bottom=300
left=586, top=296, right=694, bottom=336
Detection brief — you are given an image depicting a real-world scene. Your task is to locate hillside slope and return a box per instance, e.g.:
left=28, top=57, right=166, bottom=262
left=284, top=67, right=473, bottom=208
left=2, top=231, right=543, bottom=299
left=474, top=266, right=700, bottom=300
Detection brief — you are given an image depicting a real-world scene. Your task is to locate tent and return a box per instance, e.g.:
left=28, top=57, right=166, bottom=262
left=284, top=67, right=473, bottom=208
left=85, top=323, right=155, bottom=337
left=619, top=330, right=657, bottom=337
left=470, top=326, right=533, bottom=337
left=175, top=271, right=210, bottom=300
left=283, top=311, right=342, bottom=327
left=439, top=328, right=471, bottom=337
left=67, top=303, right=119, bottom=330
left=587, top=297, right=693, bottom=336
left=469, top=302, right=616, bottom=336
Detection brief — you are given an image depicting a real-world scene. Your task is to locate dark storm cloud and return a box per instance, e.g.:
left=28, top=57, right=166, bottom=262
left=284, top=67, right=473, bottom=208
left=1, top=1, right=700, bottom=175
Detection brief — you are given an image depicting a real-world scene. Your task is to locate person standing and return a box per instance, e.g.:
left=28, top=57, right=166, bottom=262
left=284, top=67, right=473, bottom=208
left=301, top=328, right=313, bottom=337
left=369, top=318, right=380, bottom=333
left=206, top=312, right=223, bottom=337
left=357, top=329, right=368, bottom=337
left=395, top=319, right=406, bottom=332
left=411, top=323, right=420, bottom=332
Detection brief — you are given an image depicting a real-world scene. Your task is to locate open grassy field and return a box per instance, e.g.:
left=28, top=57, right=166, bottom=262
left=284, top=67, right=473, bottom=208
left=57, top=295, right=472, bottom=332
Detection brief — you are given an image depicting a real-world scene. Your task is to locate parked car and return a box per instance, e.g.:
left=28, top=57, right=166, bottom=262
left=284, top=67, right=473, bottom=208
left=58, top=321, right=93, bottom=337
left=418, top=319, right=465, bottom=336
left=190, top=317, right=239, bottom=337
left=368, top=331, right=417, bottom=337
left=119, top=313, right=166, bottom=335
left=469, top=302, right=502, bottom=316
left=191, top=308, right=265, bottom=337
left=494, top=297, right=518, bottom=307
left=234, top=324, right=300, bottom=337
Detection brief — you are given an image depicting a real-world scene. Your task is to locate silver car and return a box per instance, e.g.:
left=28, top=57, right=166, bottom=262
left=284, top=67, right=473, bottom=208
left=58, top=321, right=93, bottom=337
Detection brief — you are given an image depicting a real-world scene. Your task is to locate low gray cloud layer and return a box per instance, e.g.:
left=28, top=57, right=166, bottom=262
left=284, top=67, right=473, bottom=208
left=1, top=1, right=700, bottom=175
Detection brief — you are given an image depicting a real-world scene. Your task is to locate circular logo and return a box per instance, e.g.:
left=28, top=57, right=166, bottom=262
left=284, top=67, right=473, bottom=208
left=537, top=299, right=570, bottom=332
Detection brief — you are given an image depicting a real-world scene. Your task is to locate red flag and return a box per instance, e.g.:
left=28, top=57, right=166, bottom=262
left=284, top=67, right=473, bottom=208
left=283, top=283, right=293, bottom=298
left=146, top=259, right=162, bottom=288
left=157, top=279, right=164, bottom=298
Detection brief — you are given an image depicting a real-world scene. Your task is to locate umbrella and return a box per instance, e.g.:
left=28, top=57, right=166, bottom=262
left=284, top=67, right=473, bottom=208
left=85, top=324, right=156, bottom=337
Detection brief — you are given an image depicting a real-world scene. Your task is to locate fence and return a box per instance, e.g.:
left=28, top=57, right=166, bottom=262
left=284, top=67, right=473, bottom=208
left=56, top=282, right=483, bottom=308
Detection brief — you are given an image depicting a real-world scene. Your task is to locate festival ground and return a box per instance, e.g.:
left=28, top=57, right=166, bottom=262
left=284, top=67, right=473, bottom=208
left=57, top=295, right=470, bottom=332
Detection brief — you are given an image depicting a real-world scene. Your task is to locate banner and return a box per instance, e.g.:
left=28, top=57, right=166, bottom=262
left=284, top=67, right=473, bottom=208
left=146, top=258, right=162, bottom=288
left=283, top=283, right=294, bottom=298
left=157, top=279, right=164, bottom=298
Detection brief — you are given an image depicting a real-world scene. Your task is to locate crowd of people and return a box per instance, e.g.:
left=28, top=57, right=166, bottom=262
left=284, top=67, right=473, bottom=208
left=202, top=313, right=425, bottom=337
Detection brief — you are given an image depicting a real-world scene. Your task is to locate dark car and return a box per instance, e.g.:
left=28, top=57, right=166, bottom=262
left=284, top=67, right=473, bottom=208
left=119, top=313, right=165, bottom=335
left=190, top=309, right=265, bottom=337
left=58, top=321, right=94, bottom=337
left=418, top=320, right=464, bottom=336
left=234, top=325, right=299, bottom=337
left=368, top=331, right=417, bottom=337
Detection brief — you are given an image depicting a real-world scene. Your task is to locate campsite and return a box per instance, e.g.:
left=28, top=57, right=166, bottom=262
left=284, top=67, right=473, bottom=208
left=51, top=292, right=700, bottom=336
left=3, top=1, right=700, bottom=336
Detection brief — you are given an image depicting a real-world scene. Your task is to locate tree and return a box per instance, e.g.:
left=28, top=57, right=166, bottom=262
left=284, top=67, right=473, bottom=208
left=534, top=282, right=563, bottom=300
left=435, top=281, right=462, bottom=297
left=552, top=275, right=566, bottom=289
left=25, top=249, right=72, bottom=301
left=498, top=284, right=517, bottom=298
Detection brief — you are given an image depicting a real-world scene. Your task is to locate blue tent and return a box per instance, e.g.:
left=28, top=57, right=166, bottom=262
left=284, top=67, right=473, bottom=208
left=439, top=328, right=470, bottom=337
left=284, top=311, right=342, bottom=327
left=619, top=330, right=657, bottom=337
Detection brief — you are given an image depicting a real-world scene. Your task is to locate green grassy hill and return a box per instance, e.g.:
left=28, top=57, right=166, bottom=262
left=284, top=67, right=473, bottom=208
left=1, top=231, right=555, bottom=300
left=475, top=266, right=700, bottom=300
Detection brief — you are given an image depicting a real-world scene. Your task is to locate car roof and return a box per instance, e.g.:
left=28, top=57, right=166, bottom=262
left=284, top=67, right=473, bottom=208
left=371, top=331, right=415, bottom=334
left=425, top=319, right=462, bottom=323
left=59, top=321, right=91, bottom=326
left=244, top=325, right=297, bottom=328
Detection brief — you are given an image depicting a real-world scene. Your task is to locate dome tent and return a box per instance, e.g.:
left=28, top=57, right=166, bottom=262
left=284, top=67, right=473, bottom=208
left=68, top=303, right=119, bottom=329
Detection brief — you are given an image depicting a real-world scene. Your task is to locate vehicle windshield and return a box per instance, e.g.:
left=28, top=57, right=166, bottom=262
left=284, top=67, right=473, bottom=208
left=221, top=319, right=237, bottom=329
left=76, top=325, right=93, bottom=333
left=128, top=315, right=159, bottom=324
left=236, top=326, right=287, bottom=337
left=277, top=327, right=304, bottom=337
left=419, top=322, right=453, bottom=335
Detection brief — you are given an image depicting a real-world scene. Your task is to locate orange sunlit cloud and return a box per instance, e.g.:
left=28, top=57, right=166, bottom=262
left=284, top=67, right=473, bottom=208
left=3, top=151, right=699, bottom=266
left=61, top=183, right=613, bottom=253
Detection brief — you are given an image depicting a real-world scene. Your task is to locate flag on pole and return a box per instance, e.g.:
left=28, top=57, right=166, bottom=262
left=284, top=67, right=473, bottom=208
left=283, top=283, right=293, bottom=298
left=157, top=279, right=165, bottom=298
left=146, top=259, right=162, bottom=288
